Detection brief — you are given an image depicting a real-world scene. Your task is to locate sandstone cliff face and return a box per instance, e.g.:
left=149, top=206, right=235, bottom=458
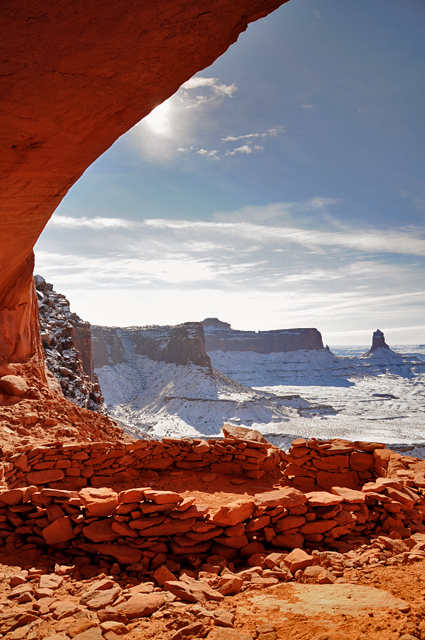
left=0, top=0, right=287, bottom=367
left=36, top=276, right=104, bottom=410
left=202, top=319, right=324, bottom=353
left=92, top=323, right=212, bottom=369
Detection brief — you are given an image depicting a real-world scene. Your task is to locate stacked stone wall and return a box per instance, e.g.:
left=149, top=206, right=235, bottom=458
left=1, top=478, right=425, bottom=571
left=2, top=430, right=425, bottom=571
left=0, top=434, right=282, bottom=492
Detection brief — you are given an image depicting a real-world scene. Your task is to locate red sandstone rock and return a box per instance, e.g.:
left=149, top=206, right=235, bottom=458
left=27, top=469, right=65, bottom=484
left=316, top=470, right=360, bottom=492
left=245, top=515, right=271, bottom=532
left=83, top=587, right=122, bottom=611
left=143, top=489, right=182, bottom=504
left=214, top=535, right=249, bottom=549
left=135, top=518, right=197, bottom=537
left=0, top=0, right=287, bottom=367
left=153, top=565, right=177, bottom=586
left=211, top=499, right=256, bottom=527
left=301, top=520, right=337, bottom=535
left=82, top=520, right=121, bottom=543
left=275, top=515, right=306, bottom=532
left=79, top=487, right=119, bottom=516
left=0, top=488, right=25, bottom=505
left=306, top=492, right=344, bottom=507
left=117, top=488, right=145, bottom=504
left=254, top=488, right=306, bottom=508
left=331, top=487, right=366, bottom=503
left=113, top=593, right=165, bottom=619
left=171, top=541, right=213, bottom=555
left=284, top=549, right=315, bottom=573
left=80, top=543, right=142, bottom=565
left=0, top=375, right=28, bottom=396
left=222, top=425, right=268, bottom=443
left=164, top=579, right=224, bottom=603
left=350, top=451, right=374, bottom=471
left=42, top=515, right=75, bottom=545
left=218, top=575, right=244, bottom=595
left=273, top=533, right=304, bottom=550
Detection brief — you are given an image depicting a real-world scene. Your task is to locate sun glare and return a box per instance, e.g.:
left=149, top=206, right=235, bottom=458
left=143, top=100, right=173, bottom=136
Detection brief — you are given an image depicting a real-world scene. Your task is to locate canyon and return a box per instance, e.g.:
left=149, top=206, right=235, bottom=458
left=1, top=2, right=425, bottom=638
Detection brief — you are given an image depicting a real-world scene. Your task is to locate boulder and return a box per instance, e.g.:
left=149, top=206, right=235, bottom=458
left=218, top=575, right=243, bottom=596
left=0, top=374, right=28, bottom=396
left=0, top=488, right=26, bottom=505
left=153, top=565, right=177, bottom=586
left=284, top=549, right=315, bottom=573
left=301, top=520, right=337, bottom=535
left=275, top=515, right=306, bottom=532
left=113, top=593, right=165, bottom=619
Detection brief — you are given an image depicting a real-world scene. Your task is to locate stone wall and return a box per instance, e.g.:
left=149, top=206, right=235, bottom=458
left=1, top=472, right=425, bottom=569
left=1, top=429, right=425, bottom=569
left=0, top=430, right=282, bottom=492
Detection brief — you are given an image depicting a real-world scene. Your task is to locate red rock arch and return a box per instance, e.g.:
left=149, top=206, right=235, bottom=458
left=0, top=0, right=287, bottom=365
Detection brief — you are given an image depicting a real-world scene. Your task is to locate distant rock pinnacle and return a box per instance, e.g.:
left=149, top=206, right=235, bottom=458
left=371, top=329, right=390, bottom=351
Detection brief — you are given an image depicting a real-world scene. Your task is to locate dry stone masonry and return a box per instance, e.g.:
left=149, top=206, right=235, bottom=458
left=1, top=427, right=425, bottom=566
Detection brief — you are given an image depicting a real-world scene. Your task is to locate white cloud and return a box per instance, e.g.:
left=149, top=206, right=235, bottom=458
left=182, top=77, right=217, bottom=89
left=49, top=216, right=134, bottom=230
left=301, top=104, right=317, bottom=110
left=36, top=201, right=425, bottom=341
left=225, top=144, right=253, bottom=156
left=221, top=133, right=260, bottom=142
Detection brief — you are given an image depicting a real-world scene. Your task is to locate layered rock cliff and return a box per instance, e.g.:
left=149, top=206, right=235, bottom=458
left=0, top=0, right=287, bottom=369
left=36, top=276, right=104, bottom=411
left=92, top=324, right=211, bottom=369
left=202, top=319, right=324, bottom=353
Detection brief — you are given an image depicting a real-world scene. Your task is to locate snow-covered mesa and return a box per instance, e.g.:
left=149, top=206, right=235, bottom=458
left=93, top=323, right=425, bottom=457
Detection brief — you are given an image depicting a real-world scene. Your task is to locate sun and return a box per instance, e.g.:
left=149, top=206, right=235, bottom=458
left=143, top=100, right=173, bottom=136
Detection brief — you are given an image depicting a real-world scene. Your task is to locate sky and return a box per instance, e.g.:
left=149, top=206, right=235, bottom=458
left=35, top=0, right=425, bottom=345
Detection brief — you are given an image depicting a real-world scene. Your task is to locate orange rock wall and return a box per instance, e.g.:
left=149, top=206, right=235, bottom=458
left=0, top=0, right=287, bottom=364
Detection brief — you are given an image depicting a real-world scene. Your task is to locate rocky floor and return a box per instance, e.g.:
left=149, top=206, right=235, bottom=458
left=1, top=541, right=425, bottom=640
